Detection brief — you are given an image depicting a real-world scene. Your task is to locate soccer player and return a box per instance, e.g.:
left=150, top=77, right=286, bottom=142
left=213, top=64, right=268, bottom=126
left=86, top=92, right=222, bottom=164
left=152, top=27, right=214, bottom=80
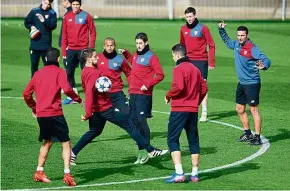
left=165, top=44, right=208, bottom=183
left=70, top=48, right=167, bottom=165
left=61, top=0, right=96, bottom=104
left=218, top=20, right=271, bottom=145
left=97, top=37, right=131, bottom=115
left=58, top=0, right=72, bottom=48
left=24, top=0, right=57, bottom=78
left=180, top=7, right=215, bottom=122
left=23, top=48, right=82, bottom=186
left=118, top=32, right=167, bottom=164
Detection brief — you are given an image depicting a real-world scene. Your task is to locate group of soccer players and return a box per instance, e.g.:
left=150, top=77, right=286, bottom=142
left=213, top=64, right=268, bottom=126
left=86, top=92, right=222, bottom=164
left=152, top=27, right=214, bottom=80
left=23, top=0, right=271, bottom=187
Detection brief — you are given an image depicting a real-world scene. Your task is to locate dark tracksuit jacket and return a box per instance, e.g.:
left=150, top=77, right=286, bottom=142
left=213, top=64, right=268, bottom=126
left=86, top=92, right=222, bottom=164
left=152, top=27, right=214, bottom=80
left=24, top=5, right=57, bottom=50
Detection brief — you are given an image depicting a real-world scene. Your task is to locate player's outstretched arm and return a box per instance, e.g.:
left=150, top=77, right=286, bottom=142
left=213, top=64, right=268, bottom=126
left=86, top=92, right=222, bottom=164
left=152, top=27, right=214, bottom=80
left=218, top=20, right=235, bottom=50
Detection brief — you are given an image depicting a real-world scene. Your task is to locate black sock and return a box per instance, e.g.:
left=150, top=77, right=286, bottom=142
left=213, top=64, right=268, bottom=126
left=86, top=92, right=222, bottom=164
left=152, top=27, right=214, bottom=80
left=245, top=129, right=251, bottom=136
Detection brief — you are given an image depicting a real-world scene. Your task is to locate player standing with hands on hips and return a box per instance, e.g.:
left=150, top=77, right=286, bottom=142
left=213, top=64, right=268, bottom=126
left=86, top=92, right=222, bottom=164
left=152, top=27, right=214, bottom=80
left=218, top=20, right=271, bottom=145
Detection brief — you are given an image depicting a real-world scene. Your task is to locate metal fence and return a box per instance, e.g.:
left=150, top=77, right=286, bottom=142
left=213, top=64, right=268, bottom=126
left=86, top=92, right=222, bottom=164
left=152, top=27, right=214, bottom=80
left=1, top=0, right=289, bottom=20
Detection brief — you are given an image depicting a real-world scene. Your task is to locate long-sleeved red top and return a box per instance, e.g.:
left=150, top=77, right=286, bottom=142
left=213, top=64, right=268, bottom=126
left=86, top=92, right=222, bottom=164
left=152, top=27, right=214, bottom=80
left=166, top=58, right=208, bottom=112
left=97, top=53, right=131, bottom=93
left=122, top=49, right=164, bottom=96
left=23, top=65, right=82, bottom=117
left=82, top=67, right=112, bottom=119
left=180, top=23, right=216, bottom=67
left=61, top=9, right=96, bottom=57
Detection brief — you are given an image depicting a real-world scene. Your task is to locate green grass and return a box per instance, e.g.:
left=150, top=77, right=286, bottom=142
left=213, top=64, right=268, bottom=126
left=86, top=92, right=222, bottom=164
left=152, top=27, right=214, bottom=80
left=1, top=19, right=290, bottom=190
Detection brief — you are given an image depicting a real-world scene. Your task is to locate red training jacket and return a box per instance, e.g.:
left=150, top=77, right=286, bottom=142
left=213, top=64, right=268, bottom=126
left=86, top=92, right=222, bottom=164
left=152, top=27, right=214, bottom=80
left=61, top=9, right=96, bottom=57
left=23, top=65, right=82, bottom=117
left=122, top=49, right=164, bottom=96
left=180, top=23, right=216, bottom=67
left=97, top=53, right=131, bottom=93
left=82, top=67, right=112, bottom=120
left=166, top=59, right=208, bottom=112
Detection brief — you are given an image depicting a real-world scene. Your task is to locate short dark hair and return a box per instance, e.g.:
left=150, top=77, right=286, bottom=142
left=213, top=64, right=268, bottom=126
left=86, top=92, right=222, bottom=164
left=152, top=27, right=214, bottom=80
left=237, top=26, right=249, bottom=35
left=80, top=48, right=95, bottom=63
left=184, top=7, right=196, bottom=15
left=135, top=32, right=148, bottom=42
left=172, top=44, right=187, bottom=57
left=46, top=48, right=60, bottom=63
left=104, top=37, right=116, bottom=45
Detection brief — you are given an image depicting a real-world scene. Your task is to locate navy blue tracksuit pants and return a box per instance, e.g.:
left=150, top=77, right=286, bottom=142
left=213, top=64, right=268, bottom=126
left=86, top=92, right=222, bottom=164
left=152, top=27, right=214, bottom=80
left=30, top=49, right=47, bottom=78
left=167, top=112, right=200, bottom=154
left=65, top=49, right=84, bottom=88
left=72, top=107, right=155, bottom=155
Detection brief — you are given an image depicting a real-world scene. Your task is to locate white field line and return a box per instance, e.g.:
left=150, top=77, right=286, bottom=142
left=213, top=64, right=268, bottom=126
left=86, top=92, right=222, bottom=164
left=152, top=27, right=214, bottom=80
left=1, top=97, right=270, bottom=190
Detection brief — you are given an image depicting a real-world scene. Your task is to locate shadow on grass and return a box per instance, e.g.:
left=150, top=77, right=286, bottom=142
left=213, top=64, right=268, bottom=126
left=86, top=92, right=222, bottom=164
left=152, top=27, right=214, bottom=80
left=200, top=163, right=260, bottom=181
left=266, top=128, right=290, bottom=144
left=1, top=88, right=12, bottom=92
left=208, top=110, right=237, bottom=120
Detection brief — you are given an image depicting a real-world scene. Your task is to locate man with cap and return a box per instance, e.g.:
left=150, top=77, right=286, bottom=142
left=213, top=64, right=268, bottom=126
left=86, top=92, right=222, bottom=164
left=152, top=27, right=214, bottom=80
left=24, top=0, right=57, bottom=78
left=61, top=0, right=97, bottom=104
left=23, top=47, right=82, bottom=187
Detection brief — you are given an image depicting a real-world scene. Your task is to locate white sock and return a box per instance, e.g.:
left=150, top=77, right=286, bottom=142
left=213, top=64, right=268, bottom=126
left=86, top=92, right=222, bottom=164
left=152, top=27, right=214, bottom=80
left=174, top=164, right=183, bottom=174
left=202, top=107, right=207, bottom=115
left=191, top=167, right=198, bottom=176
left=64, top=168, right=70, bottom=174
left=37, top=166, right=44, bottom=171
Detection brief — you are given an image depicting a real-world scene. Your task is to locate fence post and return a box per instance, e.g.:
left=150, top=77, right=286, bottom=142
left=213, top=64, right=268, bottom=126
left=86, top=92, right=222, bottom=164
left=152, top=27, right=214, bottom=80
left=53, top=0, right=59, bottom=18
left=168, top=0, right=174, bottom=20
left=282, top=0, right=286, bottom=21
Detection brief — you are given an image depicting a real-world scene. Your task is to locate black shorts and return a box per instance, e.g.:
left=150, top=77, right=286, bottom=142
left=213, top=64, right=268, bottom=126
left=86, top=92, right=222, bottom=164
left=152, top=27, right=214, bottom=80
left=129, top=94, right=152, bottom=119
left=37, top=115, right=70, bottom=142
left=190, top=60, right=208, bottom=80
left=236, top=83, right=261, bottom=106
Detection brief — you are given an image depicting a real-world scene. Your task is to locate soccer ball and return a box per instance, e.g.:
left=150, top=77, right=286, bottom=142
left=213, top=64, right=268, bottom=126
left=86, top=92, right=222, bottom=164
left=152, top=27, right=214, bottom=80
left=95, top=76, right=112, bottom=93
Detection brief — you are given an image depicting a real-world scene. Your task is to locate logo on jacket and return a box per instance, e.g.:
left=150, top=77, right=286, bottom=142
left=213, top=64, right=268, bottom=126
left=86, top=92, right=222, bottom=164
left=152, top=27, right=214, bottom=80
left=133, top=57, right=136, bottom=59
left=45, top=15, right=49, bottom=19
left=100, top=62, right=104, bottom=65
left=184, top=32, right=188, bottom=35
left=194, top=31, right=198, bottom=35
left=244, top=51, right=248, bottom=55
left=113, top=62, right=118, bottom=67
left=140, top=58, right=145, bottom=62
left=69, top=19, right=72, bottom=22
left=79, top=18, right=83, bottom=23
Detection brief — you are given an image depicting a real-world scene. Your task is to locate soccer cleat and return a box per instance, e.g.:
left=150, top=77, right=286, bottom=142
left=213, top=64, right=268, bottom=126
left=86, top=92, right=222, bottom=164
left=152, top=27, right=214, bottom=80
left=188, top=174, right=199, bottom=182
left=63, top=173, right=76, bottom=187
left=133, top=150, right=143, bottom=164
left=248, top=136, right=262, bottom=146
left=199, top=114, right=208, bottom=122
left=237, top=133, right=254, bottom=142
left=33, top=171, right=51, bottom=183
left=70, top=151, right=77, bottom=166
left=139, top=150, right=150, bottom=164
left=165, top=173, right=186, bottom=183
left=149, top=149, right=169, bottom=158
left=62, top=98, right=75, bottom=105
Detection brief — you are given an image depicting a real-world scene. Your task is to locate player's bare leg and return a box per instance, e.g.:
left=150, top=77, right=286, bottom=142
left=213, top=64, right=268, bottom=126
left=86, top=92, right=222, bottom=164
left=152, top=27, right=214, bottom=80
left=249, top=106, right=262, bottom=145
left=33, top=140, right=53, bottom=183
left=236, top=104, right=253, bottom=142
left=199, top=93, right=208, bottom=122
left=62, top=141, right=76, bottom=186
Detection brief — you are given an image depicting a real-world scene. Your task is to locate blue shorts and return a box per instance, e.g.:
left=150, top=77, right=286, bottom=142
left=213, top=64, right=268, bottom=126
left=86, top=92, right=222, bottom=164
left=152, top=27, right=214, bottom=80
left=236, top=82, right=261, bottom=106
left=129, top=94, right=152, bottom=119
left=190, top=60, right=208, bottom=80
left=109, top=91, right=129, bottom=113
left=37, top=115, right=70, bottom=142
left=167, top=112, right=199, bottom=154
